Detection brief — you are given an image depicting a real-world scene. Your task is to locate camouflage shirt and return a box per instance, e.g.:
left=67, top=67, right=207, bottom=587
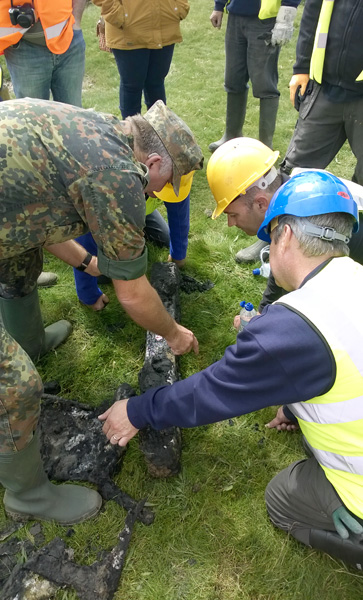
left=0, top=98, right=149, bottom=280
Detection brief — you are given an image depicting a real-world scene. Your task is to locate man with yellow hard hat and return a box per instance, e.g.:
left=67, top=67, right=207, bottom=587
left=72, top=171, right=194, bottom=310
left=206, top=136, right=363, bottom=312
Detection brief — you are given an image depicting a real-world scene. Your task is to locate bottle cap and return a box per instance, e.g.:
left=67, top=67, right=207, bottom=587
left=239, top=300, right=246, bottom=308
left=245, top=302, right=254, bottom=311
left=252, top=268, right=260, bottom=276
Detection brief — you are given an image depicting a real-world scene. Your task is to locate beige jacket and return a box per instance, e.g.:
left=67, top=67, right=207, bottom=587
left=92, top=0, right=190, bottom=50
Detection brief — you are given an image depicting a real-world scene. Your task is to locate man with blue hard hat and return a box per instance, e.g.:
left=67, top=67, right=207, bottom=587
left=98, top=170, right=363, bottom=567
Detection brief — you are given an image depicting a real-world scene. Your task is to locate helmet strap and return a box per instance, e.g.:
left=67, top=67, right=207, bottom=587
left=247, top=166, right=278, bottom=192
left=298, top=219, right=350, bottom=244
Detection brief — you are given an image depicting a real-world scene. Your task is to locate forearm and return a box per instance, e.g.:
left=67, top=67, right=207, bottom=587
left=45, top=240, right=100, bottom=276
left=113, top=275, right=178, bottom=340
left=72, top=0, right=87, bottom=27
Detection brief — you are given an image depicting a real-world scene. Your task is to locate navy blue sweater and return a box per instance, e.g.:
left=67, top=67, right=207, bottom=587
left=127, top=300, right=334, bottom=430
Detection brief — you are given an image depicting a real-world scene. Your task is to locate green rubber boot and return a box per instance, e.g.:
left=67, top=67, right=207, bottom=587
left=1, top=434, right=102, bottom=525
left=209, top=90, right=249, bottom=153
left=259, top=97, right=279, bottom=150
left=0, top=287, right=71, bottom=361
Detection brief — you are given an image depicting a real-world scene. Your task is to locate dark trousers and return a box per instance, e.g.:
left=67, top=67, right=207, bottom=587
left=281, top=82, right=363, bottom=185
left=225, top=14, right=280, bottom=98
left=112, top=45, right=175, bottom=118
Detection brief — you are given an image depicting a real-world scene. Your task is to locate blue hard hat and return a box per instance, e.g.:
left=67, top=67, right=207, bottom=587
left=257, top=170, right=359, bottom=243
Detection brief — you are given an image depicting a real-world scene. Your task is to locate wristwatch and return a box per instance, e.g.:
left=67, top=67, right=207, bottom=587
left=75, top=252, right=93, bottom=272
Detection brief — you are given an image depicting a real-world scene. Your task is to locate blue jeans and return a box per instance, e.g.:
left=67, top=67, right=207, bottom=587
left=74, top=198, right=190, bottom=305
left=112, top=45, right=175, bottom=118
left=4, top=29, right=85, bottom=107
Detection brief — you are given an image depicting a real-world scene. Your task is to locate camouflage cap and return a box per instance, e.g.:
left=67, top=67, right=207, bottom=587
left=143, top=100, right=204, bottom=195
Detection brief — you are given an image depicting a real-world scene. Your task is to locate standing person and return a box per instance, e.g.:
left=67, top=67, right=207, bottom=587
left=92, top=0, right=190, bottom=118
left=0, top=97, right=202, bottom=524
left=99, top=172, right=363, bottom=567
left=0, top=0, right=88, bottom=287
left=1, top=0, right=86, bottom=107
left=280, top=0, right=363, bottom=186
left=209, top=0, right=299, bottom=153
left=78, top=1, right=193, bottom=307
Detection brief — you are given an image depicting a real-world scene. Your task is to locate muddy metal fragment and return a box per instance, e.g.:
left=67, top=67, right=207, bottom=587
left=1, top=501, right=144, bottom=600
left=39, top=392, right=154, bottom=525
left=137, top=263, right=182, bottom=478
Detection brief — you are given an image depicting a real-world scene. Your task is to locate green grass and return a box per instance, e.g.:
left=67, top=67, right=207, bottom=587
left=1, top=2, right=363, bottom=599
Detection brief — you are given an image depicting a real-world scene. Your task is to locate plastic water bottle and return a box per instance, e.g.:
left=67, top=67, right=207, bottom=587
left=252, top=245, right=270, bottom=278
left=238, top=301, right=257, bottom=332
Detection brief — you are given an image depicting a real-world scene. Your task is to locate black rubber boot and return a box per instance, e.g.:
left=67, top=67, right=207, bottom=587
left=0, top=287, right=72, bottom=361
left=209, top=90, right=249, bottom=153
left=259, top=97, right=279, bottom=149
left=310, top=528, right=363, bottom=569
left=1, top=434, right=102, bottom=525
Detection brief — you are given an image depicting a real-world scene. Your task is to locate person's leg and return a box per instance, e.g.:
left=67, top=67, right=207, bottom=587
left=51, top=29, right=86, bottom=107
left=209, top=14, right=249, bottom=152
left=73, top=233, right=108, bottom=310
left=280, top=83, right=347, bottom=174
left=344, top=96, right=363, bottom=185
left=0, top=324, right=101, bottom=523
left=144, top=45, right=175, bottom=110
left=245, top=17, right=280, bottom=148
left=4, top=41, right=53, bottom=99
left=265, top=457, right=341, bottom=544
left=0, top=251, right=71, bottom=360
left=165, top=195, right=190, bottom=261
left=144, top=210, right=170, bottom=248
left=112, top=48, right=149, bottom=117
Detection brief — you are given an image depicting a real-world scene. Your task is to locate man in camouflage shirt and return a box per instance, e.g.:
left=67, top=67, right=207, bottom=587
left=0, top=98, right=203, bottom=524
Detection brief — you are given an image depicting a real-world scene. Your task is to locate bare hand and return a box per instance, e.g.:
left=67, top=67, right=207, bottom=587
left=85, top=255, right=101, bottom=277
left=210, top=10, right=223, bottom=29
left=98, top=399, right=139, bottom=446
left=289, top=74, right=310, bottom=107
left=165, top=323, right=199, bottom=355
left=167, top=254, right=186, bottom=269
left=233, top=315, right=240, bottom=331
left=266, top=406, right=299, bottom=431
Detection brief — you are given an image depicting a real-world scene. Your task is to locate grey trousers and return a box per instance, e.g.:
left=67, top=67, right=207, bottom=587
left=224, top=14, right=280, bottom=99
left=281, top=82, right=363, bottom=185
left=265, top=456, right=343, bottom=545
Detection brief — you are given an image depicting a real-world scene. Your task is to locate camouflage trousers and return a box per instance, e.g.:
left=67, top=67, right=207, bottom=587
left=0, top=248, right=43, bottom=299
left=0, top=322, right=43, bottom=452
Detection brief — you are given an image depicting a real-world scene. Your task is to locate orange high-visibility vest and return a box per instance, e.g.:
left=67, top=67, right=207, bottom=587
left=0, top=0, right=75, bottom=55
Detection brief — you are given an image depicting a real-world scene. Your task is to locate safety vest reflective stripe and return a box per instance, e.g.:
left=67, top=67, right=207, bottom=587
left=45, top=19, right=68, bottom=41
left=304, top=439, right=363, bottom=476
left=0, top=26, right=28, bottom=37
left=310, top=0, right=335, bottom=84
left=292, top=394, right=363, bottom=425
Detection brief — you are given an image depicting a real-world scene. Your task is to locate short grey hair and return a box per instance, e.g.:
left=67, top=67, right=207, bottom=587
left=128, top=114, right=173, bottom=176
left=273, top=213, right=355, bottom=257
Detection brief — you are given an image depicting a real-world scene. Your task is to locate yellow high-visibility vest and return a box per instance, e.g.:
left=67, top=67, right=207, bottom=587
left=278, top=257, right=363, bottom=518
left=310, top=0, right=363, bottom=83
left=258, top=0, right=281, bottom=20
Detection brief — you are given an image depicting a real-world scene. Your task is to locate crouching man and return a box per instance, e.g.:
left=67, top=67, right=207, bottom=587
left=100, top=171, right=363, bottom=567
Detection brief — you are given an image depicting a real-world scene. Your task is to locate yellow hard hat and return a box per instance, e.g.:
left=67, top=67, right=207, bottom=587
left=154, top=170, right=194, bottom=203
left=207, top=138, right=280, bottom=219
